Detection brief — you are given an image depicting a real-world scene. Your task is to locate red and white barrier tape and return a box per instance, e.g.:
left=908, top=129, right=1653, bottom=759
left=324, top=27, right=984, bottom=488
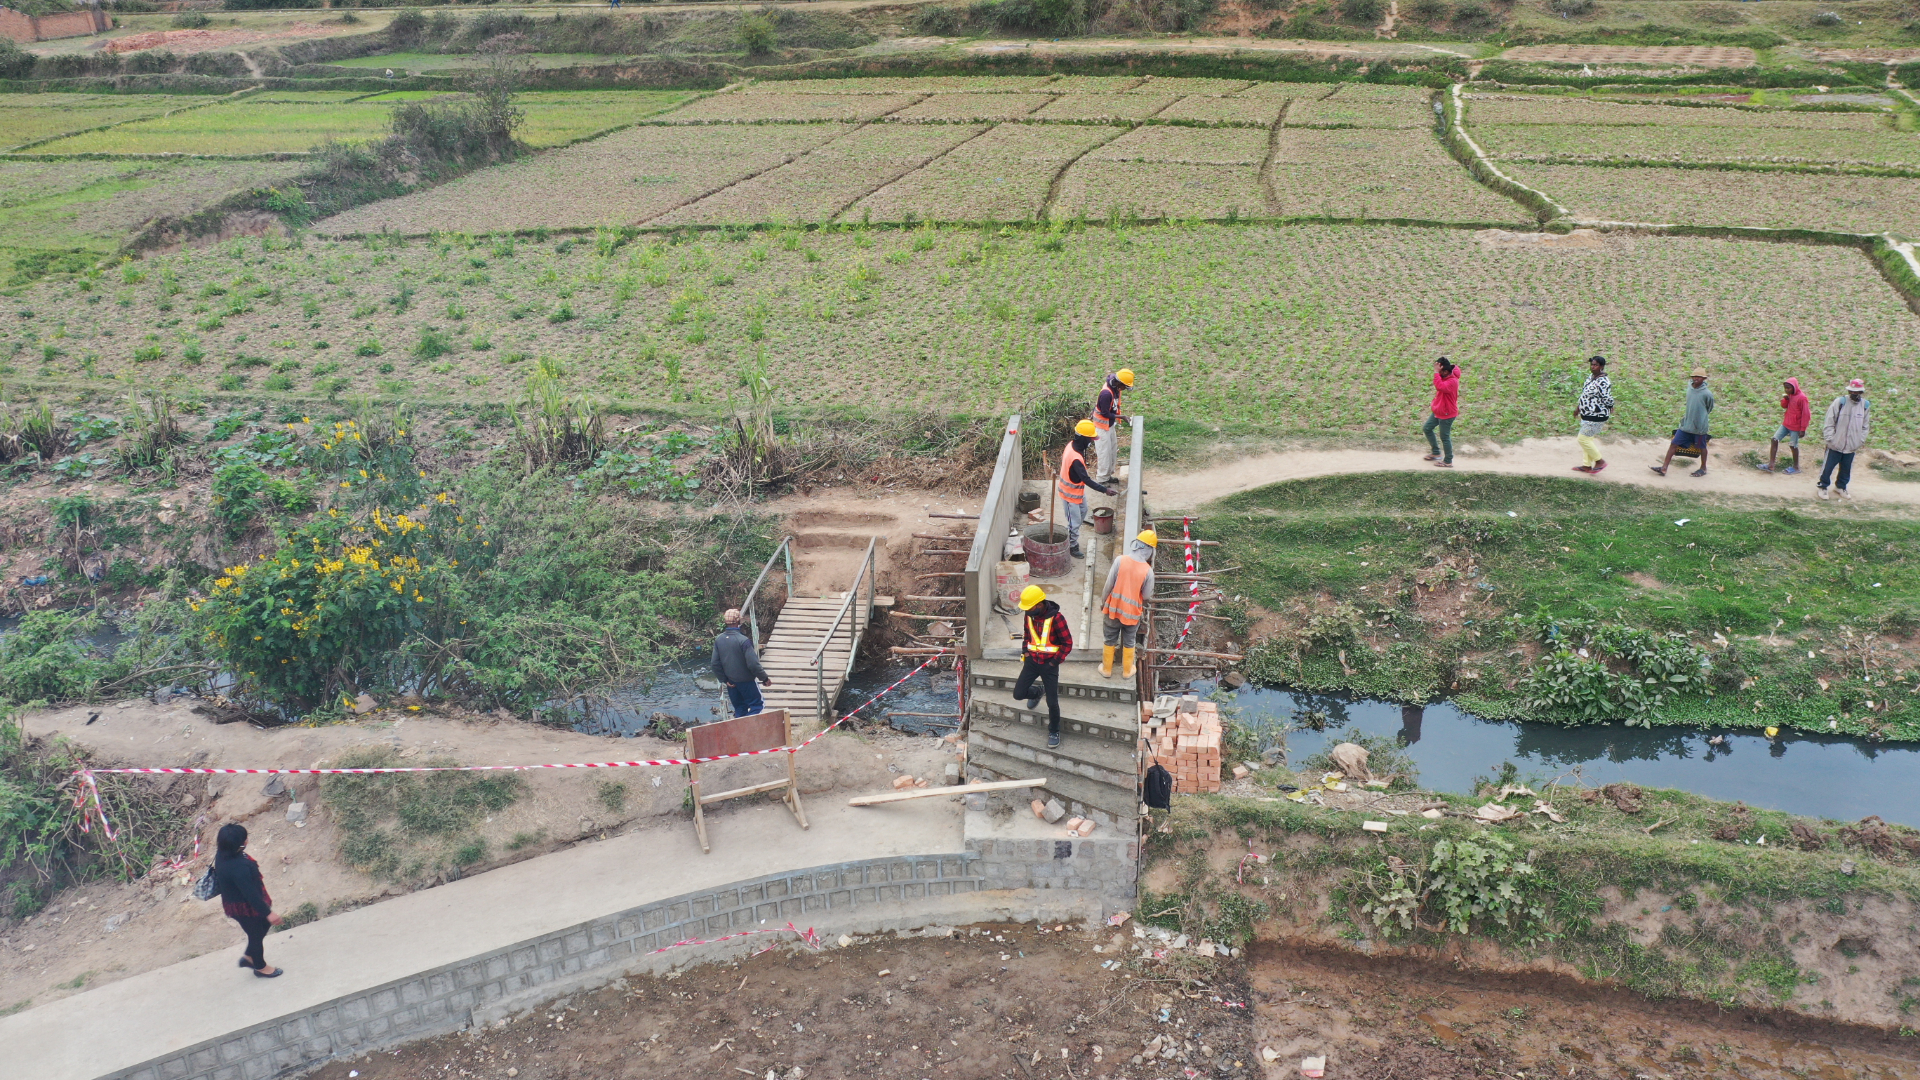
left=72, top=656, right=944, bottom=848
left=645, top=921, right=822, bottom=957
left=1174, top=516, right=1200, bottom=649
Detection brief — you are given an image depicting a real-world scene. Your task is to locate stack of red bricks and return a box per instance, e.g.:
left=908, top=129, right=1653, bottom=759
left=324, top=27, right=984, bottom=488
left=1141, top=698, right=1222, bottom=795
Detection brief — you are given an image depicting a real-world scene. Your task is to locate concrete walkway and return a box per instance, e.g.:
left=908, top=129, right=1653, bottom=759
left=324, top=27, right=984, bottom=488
left=0, top=797, right=962, bottom=1080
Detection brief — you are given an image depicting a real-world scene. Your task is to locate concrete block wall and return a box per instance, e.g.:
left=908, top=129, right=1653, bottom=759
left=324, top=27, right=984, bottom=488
left=108, top=854, right=988, bottom=1080
left=963, top=810, right=1138, bottom=902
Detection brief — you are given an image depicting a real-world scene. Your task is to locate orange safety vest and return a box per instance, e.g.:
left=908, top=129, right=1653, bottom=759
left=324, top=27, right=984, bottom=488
left=1026, top=614, right=1062, bottom=656
left=1093, top=384, right=1122, bottom=432
left=1101, top=555, right=1150, bottom=626
left=1057, top=444, right=1086, bottom=505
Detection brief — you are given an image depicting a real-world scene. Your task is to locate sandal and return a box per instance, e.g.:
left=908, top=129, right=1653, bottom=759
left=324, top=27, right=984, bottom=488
left=1433, top=461, right=1454, bottom=468
left=1421, top=453, right=1439, bottom=461
left=1572, top=465, right=1592, bottom=473
left=1592, top=460, right=1607, bottom=473
left=1649, top=466, right=1667, bottom=476
left=1691, top=469, right=1708, bottom=477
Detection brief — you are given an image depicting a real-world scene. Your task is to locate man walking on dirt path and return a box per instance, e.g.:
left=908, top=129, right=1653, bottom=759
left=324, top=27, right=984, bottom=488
left=1651, top=367, right=1714, bottom=478
left=1817, top=378, right=1870, bottom=501
left=1092, top=369, right=1133, bottom=485
left=1012, top=585, right=1072, bottom=748
left=1100, top=529, right=1157, bottom=680
left=1573, top=355, right=1612, bottom=475
left=1761, top=377, right=1811, bottom=476
left=712, top=608, right=772, bottom=718
left=1059, top=419, right=1115, bottom=560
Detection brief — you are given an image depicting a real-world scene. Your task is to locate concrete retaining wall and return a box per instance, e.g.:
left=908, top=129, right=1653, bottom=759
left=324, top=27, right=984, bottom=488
left=963, top=808, right=1139, bottom=899
left=110, top=854, right=995, bottom=1080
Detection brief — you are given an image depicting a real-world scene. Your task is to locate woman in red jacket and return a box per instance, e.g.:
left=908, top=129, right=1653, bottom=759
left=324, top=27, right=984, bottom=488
left=214, top=823, right=284, bottom=978
left=1422, top=357, right=1460, bottom=468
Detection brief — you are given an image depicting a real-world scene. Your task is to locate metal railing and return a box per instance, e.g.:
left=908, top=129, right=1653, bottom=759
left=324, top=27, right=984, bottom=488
left=741, top=536, right=795, bottom=647
left=809, top=536, right=877, bottom=723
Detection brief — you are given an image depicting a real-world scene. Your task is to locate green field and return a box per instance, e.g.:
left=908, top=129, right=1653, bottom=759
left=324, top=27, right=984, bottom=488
left=21, top=90, right=695, bottom=157
left=0, top=94, right=220, bottom=151
left=4, top=223, right=1915, bottom=444
left=0, top=158, right=305, bottom=259
left=328, top=52, right=625, bottom=72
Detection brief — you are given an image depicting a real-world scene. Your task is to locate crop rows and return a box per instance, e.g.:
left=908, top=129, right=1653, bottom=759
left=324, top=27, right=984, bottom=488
left=1466, top=94, right=1891, bottom=131
left=1270, top=129, right=1522, bottom=222
left=1507, top=163, right=1920, bottom=235
left=889, top=93, right=1055, bottom=122
left=844, top=124, right=1119, bottom=223
left=1053, top=161, right=1268, bottom=221
left=1477, top=124, right=1920, bottom=168
left=11, top=226, right=1917, bottom=446
left=652, top=124, right=988, bottom=226
left=1284, top=96, right=1432, bottom=129
left=316, top=124, right=850, bottom=235
left=743, top=76, right=1048, bottom=95
left=1153, top=96, right=1284, bottom=126
left=1090, top=125, right=1268, bottom=165
left=659, top=91, right=922, bottom=124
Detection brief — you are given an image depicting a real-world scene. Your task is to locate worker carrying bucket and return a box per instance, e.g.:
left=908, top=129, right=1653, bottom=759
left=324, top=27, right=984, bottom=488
left=1013, top=584, right=1073, bottom=748
left=1058, top=420, right=1115, bottom=560
left=1100, top=529, right=1157, bottom=679
left=1092, top=369, right=1134, bottom=485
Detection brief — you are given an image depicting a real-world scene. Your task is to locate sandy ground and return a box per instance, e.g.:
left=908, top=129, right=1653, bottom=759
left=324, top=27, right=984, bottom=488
left=1148, top=435, right=1920, bottom=513
left=1500, top=45, right=1760, bottom=67
left=288, top=927, right=1920, bottom=1080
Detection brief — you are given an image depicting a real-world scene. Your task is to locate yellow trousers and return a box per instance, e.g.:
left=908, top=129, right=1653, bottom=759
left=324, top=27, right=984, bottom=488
left=1577, top=432, right=1603, bottom=467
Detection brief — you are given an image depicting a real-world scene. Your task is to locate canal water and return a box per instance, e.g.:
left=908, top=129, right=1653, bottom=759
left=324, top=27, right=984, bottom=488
left=578, top=656, right=964, bottom=738
left=1206, top=681, right=1920, bottom=828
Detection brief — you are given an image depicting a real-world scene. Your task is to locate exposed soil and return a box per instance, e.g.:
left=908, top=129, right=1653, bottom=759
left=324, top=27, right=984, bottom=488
left=1499, top=45, right=1760, bottom=67
left=294, top=928, right=1920, bottom=1080
left=1147, top=437, right=1920, bottom=513
left=100, top=24, right=347, bottom=56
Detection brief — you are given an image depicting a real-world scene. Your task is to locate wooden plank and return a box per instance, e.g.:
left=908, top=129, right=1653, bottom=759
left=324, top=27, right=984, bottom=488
left=849, top=778, right=1047, bottom=806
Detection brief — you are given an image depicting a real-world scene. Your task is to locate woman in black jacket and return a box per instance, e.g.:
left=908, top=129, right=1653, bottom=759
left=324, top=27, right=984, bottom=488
left=213, top=823, right=284, bottom=978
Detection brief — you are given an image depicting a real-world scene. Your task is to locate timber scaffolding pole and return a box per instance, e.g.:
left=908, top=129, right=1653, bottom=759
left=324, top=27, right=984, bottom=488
left=1137, top=495, right=1244, bottom=698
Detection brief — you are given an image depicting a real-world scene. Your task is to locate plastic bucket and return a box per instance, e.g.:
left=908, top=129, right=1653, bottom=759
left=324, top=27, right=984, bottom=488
left=1016, top=491, right=1042, bottom=516
left=1023, top=524, right=1072, bottom=579
left=1090, top=507, right=1115, bottom=535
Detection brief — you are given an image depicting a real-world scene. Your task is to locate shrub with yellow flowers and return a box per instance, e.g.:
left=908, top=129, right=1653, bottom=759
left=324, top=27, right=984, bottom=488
left=192, top=491, right=491, bottom=711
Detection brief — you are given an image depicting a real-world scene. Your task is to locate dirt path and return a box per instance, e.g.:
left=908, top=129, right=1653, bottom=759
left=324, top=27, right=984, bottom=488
left=1149, top=436, right=1920, bottom=513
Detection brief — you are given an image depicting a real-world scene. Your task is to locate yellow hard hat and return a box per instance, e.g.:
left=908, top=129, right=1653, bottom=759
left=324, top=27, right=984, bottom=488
left=1018, top=585, right=1046, bottom=610
left=1138, top=529, right=1158, bottom=547
left=1115, top=369, right=1135, bottom=387
left=1074, top=419, right=1097, bottom=438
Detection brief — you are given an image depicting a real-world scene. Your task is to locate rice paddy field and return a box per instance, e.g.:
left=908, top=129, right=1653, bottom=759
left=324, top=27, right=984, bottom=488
left=8, top=90, right=695, bottom=157
left=7, top=223, right=1917, bottom=447
left=0, top=157, right=307, bottom=250
left=1501, top=164, right=1920, bottom=234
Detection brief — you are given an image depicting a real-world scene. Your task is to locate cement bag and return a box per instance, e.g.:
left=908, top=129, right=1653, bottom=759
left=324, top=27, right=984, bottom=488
left=995, top=560, right=1030, bottom=612
left=1329, top=742, right=1372, bottom=782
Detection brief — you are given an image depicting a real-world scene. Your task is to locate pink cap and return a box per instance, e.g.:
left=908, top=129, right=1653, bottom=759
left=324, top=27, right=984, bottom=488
left=1847, top=379, right=1866, bottom=392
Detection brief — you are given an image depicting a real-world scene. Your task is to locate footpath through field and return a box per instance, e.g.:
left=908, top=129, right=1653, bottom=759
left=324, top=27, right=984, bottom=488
left=1151, top=434, right=1920, bottom=512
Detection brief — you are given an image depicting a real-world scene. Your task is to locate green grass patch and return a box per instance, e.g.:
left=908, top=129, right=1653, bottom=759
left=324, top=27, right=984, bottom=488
left=1215, top=472, right=1920, bottom=738
left=321, top=746, right=524, bottom=884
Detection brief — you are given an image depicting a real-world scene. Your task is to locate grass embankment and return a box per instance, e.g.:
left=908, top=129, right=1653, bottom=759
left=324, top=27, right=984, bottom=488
left=1143, top=781, right=1920, bottom=1021
left=1215, top=472, right=1920, bottom=739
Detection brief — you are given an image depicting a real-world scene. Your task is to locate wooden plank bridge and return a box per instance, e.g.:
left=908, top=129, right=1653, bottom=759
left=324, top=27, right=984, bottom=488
left=741, top=536, right=880, bottom=729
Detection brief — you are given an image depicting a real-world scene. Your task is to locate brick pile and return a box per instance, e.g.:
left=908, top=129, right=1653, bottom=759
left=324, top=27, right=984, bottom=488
left=1141, top=696, right=1221, bottom=795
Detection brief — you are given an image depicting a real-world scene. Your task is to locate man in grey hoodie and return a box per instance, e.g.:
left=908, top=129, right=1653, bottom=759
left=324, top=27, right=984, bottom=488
left=1099, top=529, right=1158, bottom=679
left=711, top=609, right=773, bottom=718
left=1817, top=378, right=1870, bottom=501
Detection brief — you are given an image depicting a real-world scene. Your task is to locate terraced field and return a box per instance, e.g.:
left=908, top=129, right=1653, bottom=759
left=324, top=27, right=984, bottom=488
left=1504, top=164, right=1920, bottom=234
left=9, top=224, right=1915, bottom=447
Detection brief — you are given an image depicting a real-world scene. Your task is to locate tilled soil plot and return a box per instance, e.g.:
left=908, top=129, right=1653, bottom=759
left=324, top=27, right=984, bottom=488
left=307, top=923, right=1258, bottom=1080
left=306, top=931, right=1920, bottom=1080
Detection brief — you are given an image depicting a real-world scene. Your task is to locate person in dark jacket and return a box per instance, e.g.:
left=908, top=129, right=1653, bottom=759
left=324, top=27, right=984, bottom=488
left=214, top=823, right=283, bottom=978
left=711, top=608, right=773, bottom=718
left=1011, top=585, right=1073, bottom=747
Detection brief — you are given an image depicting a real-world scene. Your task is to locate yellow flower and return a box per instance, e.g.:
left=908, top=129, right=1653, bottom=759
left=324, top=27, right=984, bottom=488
left=359, top=470, right=369, bottom=479
left=418, top=470, right=426, bottom=478
left=341, top=481, right=351, bottom=488
left=302, top=416, right=311, bottom=423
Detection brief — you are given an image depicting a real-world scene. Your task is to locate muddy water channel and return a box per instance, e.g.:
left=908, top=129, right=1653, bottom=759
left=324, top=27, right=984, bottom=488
left=1209, top=683, right=1920, bottom=828
left=576, top=656, right=962, bottom=737
left=1250, top=945, right=1920, bottom=1079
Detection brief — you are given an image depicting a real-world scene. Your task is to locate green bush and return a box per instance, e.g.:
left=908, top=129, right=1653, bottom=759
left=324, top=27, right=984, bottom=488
left=0, top=612, right=111, bottom=706
left=737, top=14, right=777, bottom=54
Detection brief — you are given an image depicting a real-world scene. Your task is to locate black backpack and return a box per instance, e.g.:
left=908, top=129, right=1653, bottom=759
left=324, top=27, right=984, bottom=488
left=1142, top=760, right=1173, bottom=810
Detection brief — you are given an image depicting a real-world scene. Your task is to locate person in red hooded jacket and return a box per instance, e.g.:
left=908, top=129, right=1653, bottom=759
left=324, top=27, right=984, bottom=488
left=1760, top=377, right=1811, bottom=475
left=1421, top=357, right=1459, bottom=468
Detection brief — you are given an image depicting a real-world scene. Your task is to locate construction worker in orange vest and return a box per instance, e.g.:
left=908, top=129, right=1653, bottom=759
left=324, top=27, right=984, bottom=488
left=1013, top=584, right=1073, bottom=748
left=1092, top=369, right=1134, bottom=485
left=1058, top=419, right=1115, bottom=560
left=1099, top=528, right=1157, bottom=679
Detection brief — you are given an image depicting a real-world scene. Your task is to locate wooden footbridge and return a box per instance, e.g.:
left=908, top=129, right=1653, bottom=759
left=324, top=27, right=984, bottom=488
left=739, top=536, right=881, bottom=728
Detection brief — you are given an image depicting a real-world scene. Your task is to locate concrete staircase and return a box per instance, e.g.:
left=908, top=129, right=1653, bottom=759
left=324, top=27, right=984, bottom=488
left=964, top=658, right=1141, bottom=826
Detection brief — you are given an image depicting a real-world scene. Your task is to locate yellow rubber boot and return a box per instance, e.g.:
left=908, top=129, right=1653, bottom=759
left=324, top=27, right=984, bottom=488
left=1100, top=646, right=1116, bottom=678
left=1122, top=647, right=1137, bottom=679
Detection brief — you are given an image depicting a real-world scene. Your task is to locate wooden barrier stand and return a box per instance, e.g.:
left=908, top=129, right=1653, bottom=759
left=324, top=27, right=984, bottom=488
left=687, top=708, right=808, bottom=854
